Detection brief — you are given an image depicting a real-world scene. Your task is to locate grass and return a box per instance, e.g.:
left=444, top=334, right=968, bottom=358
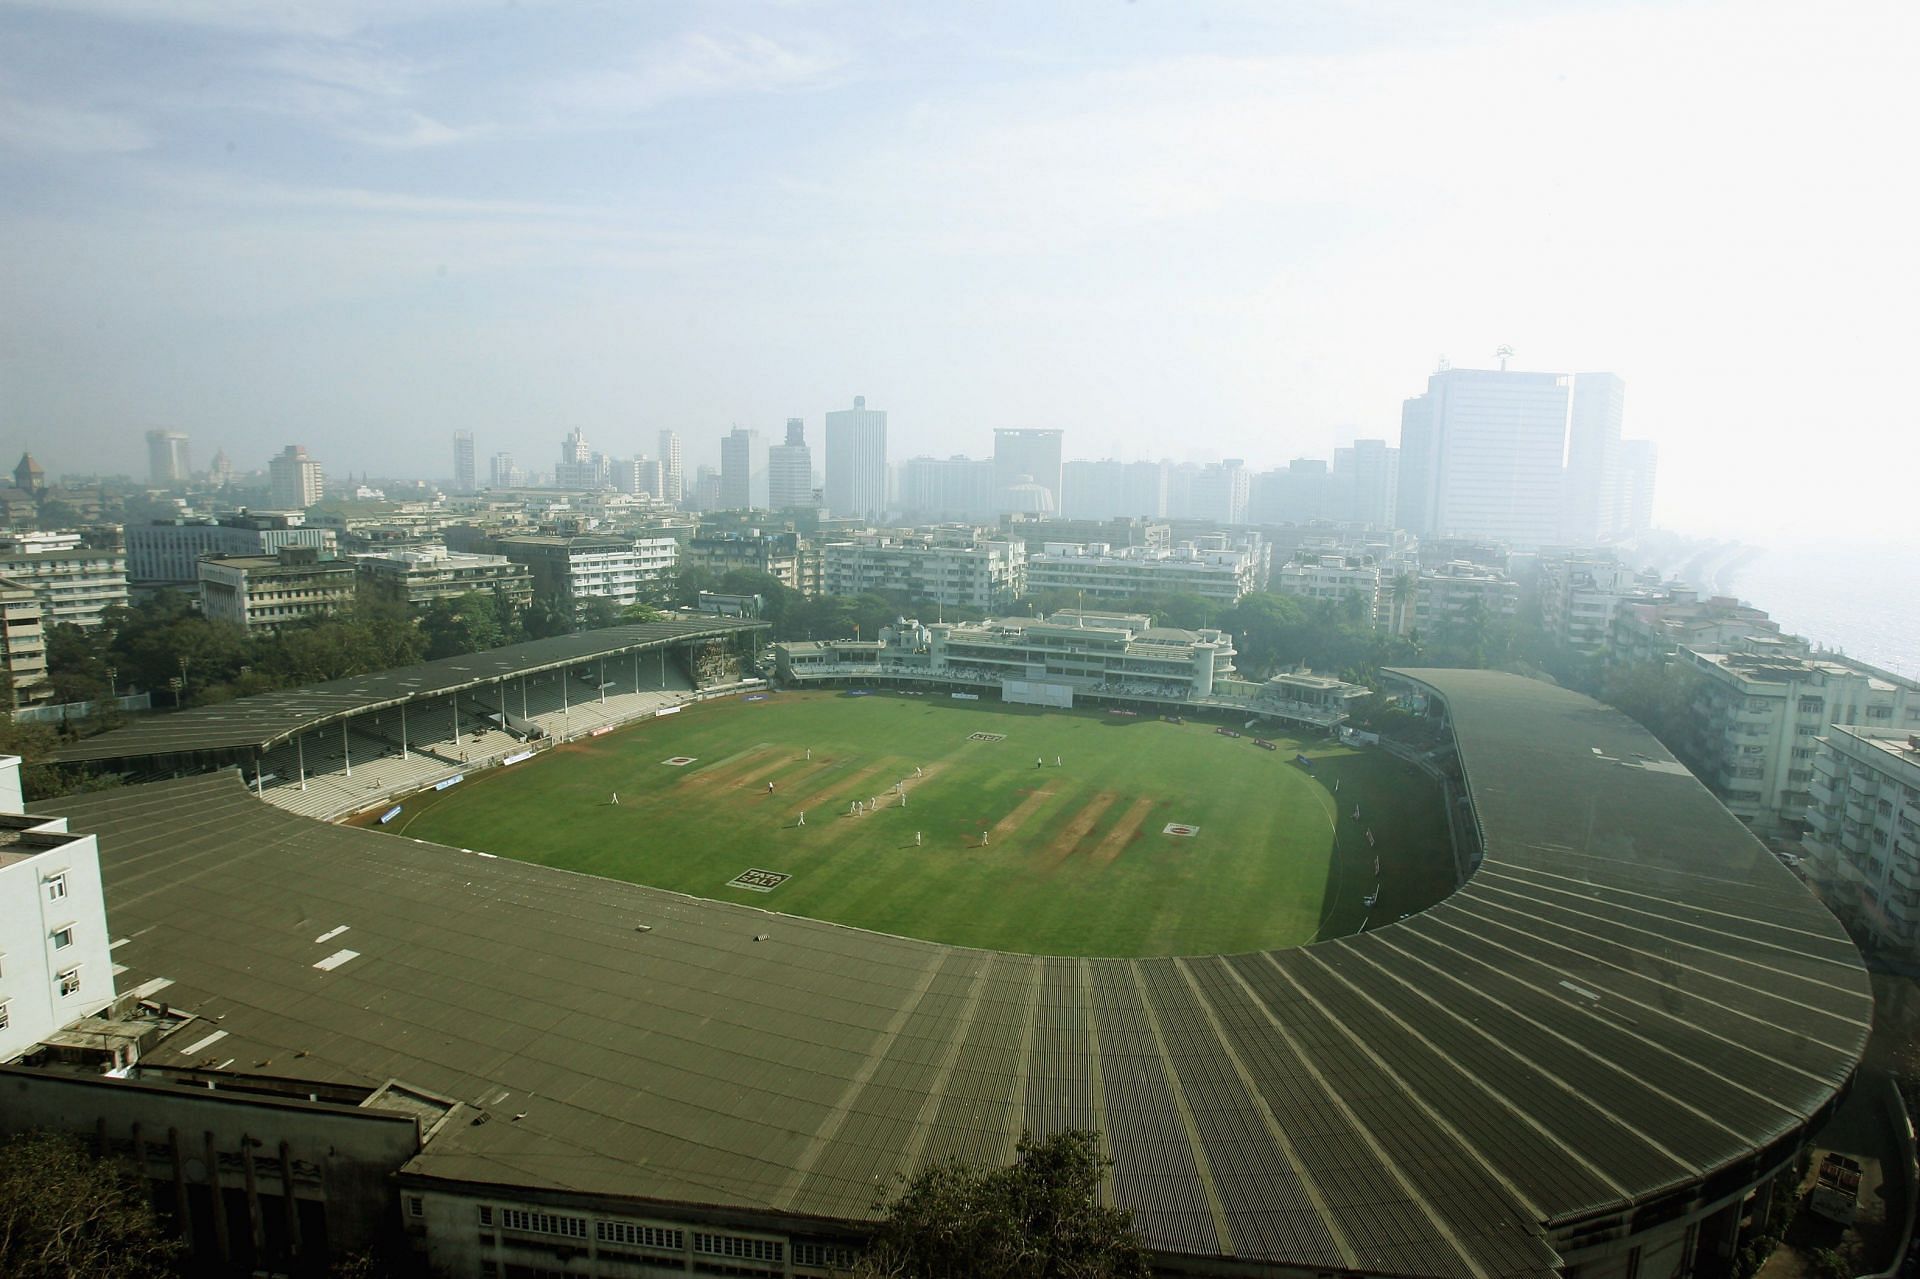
left=385, top=690, right=1456, bottom=957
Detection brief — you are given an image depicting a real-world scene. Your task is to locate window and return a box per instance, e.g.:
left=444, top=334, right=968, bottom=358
left=694, top=1233, right=783, bottom=1264
left=477, top=1205, right=493, bottom=1226
left=57, top=968, right=80, bottom=997
left=499, top=1209, right=586, bottom=1239
left=597, top=1222, right=683, bottom=1250
left=51, top=926, right=73, bottom=950
left=44, top=872, right=67, bottom=901
left=407, top=1196, right=425, bottom=1219
left=0, top=1001, right=9, bottom=1031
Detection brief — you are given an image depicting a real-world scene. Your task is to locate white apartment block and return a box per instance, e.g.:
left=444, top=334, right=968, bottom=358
left=1406, top=561, right=1519, bottom=638
left=353, top=546, right=535, bottom=612
left=1272, top=554, right=1383, bottom=624
left=823, top=533, right=1025, bottom=609
left=268, top=445, right=325, bottom=509
left=1025, top=535, right=1262, bottom=605
left=1679, top=643, right=1920, bottom=833
left=824, top=397, right=887, bottom=520
left=0, top=756, right=117, bottom=1064
left=1803, top=727, right=1920, bottom=963
left=126, top=513, right=336, bottom=588
left=1537, top=552, right=1662, bottom=655
left=897, top=456, right=995, bottom=522
left=0, top=534, right=130, bottom=630
left=494, top=534, right=677, bottom=615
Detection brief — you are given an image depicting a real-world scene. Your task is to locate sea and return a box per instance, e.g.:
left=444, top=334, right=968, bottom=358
left=1710, top=536, right=1919, bottom=680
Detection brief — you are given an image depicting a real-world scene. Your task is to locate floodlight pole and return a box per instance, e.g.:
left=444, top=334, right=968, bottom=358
left=341, top=719, right=351, bottom=778
left=599, top=658, right=606, bottom=705
left=296, top=734, right=306, bottom=790
left=400, top=701, right=408, bottom=759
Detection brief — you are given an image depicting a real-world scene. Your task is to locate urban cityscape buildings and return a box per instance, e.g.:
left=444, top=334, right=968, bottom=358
left=993, top=428, right=1064, bottom=514
left=824, top=397, right=887, bottom=520
left=452, top=431, right=476, bottom=494
left=267, top=444, right=325, bottom=509
left=768, top=418, right=813, bottom=510
left=144, top=430, right=190, bottom=488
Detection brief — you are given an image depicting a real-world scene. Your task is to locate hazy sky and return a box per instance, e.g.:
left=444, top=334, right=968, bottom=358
left=2, top=0, right=1914, bottom=539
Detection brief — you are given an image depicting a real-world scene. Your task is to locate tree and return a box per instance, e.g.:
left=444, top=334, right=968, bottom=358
left=0, top=1130, right=182, bottom=1278
left=853, top=1129, right=1150, bottom=1279
left=421, top=592, right=506, bottom=659
left=579, top=596, right=624, bottom=631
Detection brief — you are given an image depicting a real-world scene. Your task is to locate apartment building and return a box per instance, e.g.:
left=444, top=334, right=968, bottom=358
left=683, top=529, right=805, bottom=594
left=1678, top=642, right=1920, bottom=833
left=1271, top=553, right=1383, bottom=623
left=1405, top=561, right=1520, bottom=638
left=1803, top=726, right=1920, bottom=963
left=823, top=532, right=1025, bottom=609
left=198, top=547, right=357, bottom=633
left=0, top=534, right=129, bottom=630
left=1537, top=552, right=1662, bottom=655
left=1024, top=534, right=1262, bottom=605
left=1609, top=590, right=1796, bottom=668
left=0, top=579, right=52, bottom=708
left=353, top=546, right=535, bottom=613
left=494, top=533, right=678, bottom=615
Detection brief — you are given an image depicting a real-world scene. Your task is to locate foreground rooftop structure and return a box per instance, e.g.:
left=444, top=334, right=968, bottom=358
left=24, top=669, right=1871, bottom=1278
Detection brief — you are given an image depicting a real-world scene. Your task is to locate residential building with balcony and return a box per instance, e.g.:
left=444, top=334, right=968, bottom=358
left=1609, top=590, right=1799, bottom=669
left=822, top=531, right=1024, bottom=609
left=684, top=530, right=805, bottom=594
left=0, top=535, right=129, bottom=630
left=198, top=547, right=357, bottom=633
left=1537, top=552, right=1662, bottom=655
left=1272, top=553, right=1383, bottom=623
left=494, top=534, right=677, bottom=616
left=1803, top=727, right=1920, bottom=963
left=1403, top=561, right=1520, bottom=638
left=1024, top=534, right=1262, bottom=606
left=353, top=546, right=535, bottom=613
left=1677, top=643, right=1920, bottom=834
left=0, top=579, right=52, bottom=708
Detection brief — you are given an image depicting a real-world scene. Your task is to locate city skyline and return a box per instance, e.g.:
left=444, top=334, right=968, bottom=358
left=2, top=2, right=1914, bottom=541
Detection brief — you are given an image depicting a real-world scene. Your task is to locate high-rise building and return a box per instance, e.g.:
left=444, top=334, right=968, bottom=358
left=1561, top=372, right=1626, bottom=544
left=452, top=431, right=476, bottom=494
left=490, top=452, right=518, bottom=489
left=1061, top=459, right=1168, bottom=520
left=1188, top=459, right=1249, bottom=525
left=613, top=457, right=665, bottom=498
left=268, top=445, right=325, bottom=509
left=1395, top=367, right=1574, bottom=548
left=768, top=418, right=814, bottom=510
left=208, top=448, right=232, bottom=488
left=993, top=429, right=1064, bottom=514
left=657, top=430, right=683, bottom=505
left=145, top=430, right=191, bottom=487
left=1617, top=439, right=1658, bottom=535
left=719, top=426, right=765, bottom=510
left=1334, top=439, right=1399, bottom=527
left=898, top=456, right=994, bottom=522
left=824, top=396, right=887, bottom=520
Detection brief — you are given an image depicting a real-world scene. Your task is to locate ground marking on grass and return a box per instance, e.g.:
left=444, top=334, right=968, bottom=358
left=1163, top=823, right=1201, bottom=837
left=967, top=732, right=1006, bottom=742
left=729, top=868, right=791, bottom=892
left=662, top=756, right=697, bottom=766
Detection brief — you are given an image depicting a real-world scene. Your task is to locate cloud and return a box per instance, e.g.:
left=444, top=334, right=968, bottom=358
left=0, top=0, right=488, bottom=39
left=0, top=87, right=149, bottom=154
left=548, top=30, right=848, bottom=120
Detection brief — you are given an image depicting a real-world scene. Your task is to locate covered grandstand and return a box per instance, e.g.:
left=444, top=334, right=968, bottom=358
left=50, top=617, right=767, bottom=818
left=28, top=669, right=1873, bottom=1279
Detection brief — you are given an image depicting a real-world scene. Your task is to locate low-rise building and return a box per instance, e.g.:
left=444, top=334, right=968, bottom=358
left=1404, top=561, right=1520, bottom=638
left=1537, top=552, right=1662, bottom=655
left=1678, top=642, right=1920, bottom=833
left=126, top=512, right=337, bottom=591
left=199, top=547, right=357, bottom=633
left=354, top=546, right=534, bottom=613
left=1272, top=553, right=1383, bottom=623
left=1024, top=534, right=1262, bottom=606
left=494, top=533, right=678, bottom=615
left=1609, top=589, right=1797, bottom=668
left=1803, top=726, right=1920, bottom=963
left=685, top=530, right=804, bottom=594
left=0, top=533, right=129, bottom=630
left=823, top=530, right=1025, bottom=609
left=0, top=755, right=117, bottom=1063
left=0, top=579, right=52, bottom=708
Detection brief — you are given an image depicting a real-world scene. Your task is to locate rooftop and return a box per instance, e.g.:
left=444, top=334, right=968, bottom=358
left=47, top=670, right=1869, bottom=1277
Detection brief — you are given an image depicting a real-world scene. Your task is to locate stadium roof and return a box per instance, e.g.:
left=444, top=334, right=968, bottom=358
left=49, top=669, right=1870, bottom=1277
left=51, top=617, right=766, bottom=764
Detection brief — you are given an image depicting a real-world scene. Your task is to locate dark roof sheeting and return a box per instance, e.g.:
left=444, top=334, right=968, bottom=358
left=52, top=618, right=765, bottom=762
left=49, top=670, right=1869, bottom=1276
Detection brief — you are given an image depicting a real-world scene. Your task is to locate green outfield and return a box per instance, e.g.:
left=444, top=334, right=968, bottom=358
left=388, top=690, right=1456, bottom=956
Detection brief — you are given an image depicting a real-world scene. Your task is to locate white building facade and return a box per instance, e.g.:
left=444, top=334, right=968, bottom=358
left=1803, top=726, right=1920, bottom=963
left=1025, top=535, right=1262, bottom=606
left=823, top=533, right=1025, bottom=609
left=824, top=398, right=887, bottom=520
left=268, top=445, right=325, bottom=509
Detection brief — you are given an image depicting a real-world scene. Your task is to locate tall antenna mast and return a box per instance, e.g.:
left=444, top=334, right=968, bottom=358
left=1495, top=344, right=1515, bottom=371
